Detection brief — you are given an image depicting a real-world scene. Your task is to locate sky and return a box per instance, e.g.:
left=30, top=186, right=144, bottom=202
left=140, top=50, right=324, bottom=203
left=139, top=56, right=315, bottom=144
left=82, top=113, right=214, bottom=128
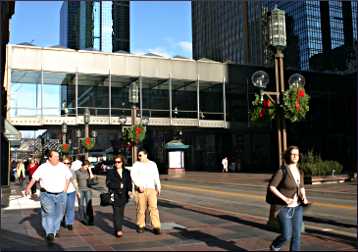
left=10, top=1, right=192, bottom=58
left=10, top=1, right=192, bottom=138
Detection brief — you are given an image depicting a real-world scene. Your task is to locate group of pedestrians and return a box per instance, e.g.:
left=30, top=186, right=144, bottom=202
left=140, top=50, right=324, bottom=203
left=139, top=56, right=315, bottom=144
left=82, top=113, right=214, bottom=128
left=23, top=145, right=309, bottom=251
left=24, top=148, right=162, bottom=243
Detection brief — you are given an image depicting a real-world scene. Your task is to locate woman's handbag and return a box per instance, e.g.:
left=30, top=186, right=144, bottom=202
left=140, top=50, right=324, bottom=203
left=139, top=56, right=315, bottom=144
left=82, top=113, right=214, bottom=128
left=100, top=191, right=114, bottom=206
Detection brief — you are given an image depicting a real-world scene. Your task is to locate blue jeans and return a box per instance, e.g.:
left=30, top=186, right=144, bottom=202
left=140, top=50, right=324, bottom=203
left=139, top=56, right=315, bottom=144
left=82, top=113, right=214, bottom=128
left=79, top=190, right=93, bottom=224
left=272, top=205, right=303, bottom=251
left=40, top=191, right=67, bottom=236
left=64, top=191, right=76, bottom=225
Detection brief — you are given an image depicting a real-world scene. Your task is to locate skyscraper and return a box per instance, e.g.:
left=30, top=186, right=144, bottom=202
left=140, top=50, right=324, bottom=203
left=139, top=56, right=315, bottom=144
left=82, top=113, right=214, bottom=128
left=60, top=0, right=130, bottom=52
left=192, top=0, right=357, bottom=70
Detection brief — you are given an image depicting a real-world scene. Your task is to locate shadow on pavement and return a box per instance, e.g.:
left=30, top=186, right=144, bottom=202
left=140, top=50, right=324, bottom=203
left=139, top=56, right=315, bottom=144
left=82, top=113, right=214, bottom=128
left=158, top=200, right=357, bottom=246
left=19, top=208, right=44, bottom=238
left=171, top=227, right=246, bottom=251
left=303, top=216, right=357, bottom=229
left=94, top=209, right=137, bottom=236
left=0, top=229, right=63, bottom=250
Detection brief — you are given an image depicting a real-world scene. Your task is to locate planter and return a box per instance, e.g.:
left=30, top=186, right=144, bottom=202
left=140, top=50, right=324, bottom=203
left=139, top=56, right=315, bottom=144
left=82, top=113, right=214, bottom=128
left=304, top=174, right=350, bottom=185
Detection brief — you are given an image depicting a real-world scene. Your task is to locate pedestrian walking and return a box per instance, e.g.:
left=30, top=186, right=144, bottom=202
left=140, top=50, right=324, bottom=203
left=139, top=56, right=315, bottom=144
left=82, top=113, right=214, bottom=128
left=75, top=160, right=95, bottom=225
left=106, top=154, right=132, bottom=238
left=130, top=149, right=161, bottom=235
left=16, top=160, right=26, bottom=186
left=62, top=156, right=77, bottom=230
left=269, top=146, right=310, bottom=251
left=27, top=159, right=39, bottom=196
left=222, top=157, right=228, bottom=172
left=24, top=150, right=72, bottom=242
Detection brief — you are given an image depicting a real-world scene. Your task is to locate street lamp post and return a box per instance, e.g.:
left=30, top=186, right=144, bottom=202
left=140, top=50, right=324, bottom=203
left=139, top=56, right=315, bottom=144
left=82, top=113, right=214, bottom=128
left=269, top=6, right=287, bottom=166
left=61, top=122, right=68, bottom=144
left=84, top=108, right=91, bottom=160
left=76, top=129, right=81, bottom=155
left=129, top=82, right=139, bottom=165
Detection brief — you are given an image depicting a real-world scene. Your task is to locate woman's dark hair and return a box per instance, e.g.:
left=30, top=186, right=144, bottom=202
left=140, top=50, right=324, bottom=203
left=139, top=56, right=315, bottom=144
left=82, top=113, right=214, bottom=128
left=283, top=145, right=300, bottom=164
left=113, top=154, right=126, bottom=167
left=138, top=149, right=148, bottom=155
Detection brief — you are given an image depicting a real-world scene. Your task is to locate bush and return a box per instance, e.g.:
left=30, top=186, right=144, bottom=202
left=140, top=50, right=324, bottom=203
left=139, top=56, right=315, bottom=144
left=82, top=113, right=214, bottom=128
left=300, top=150, right=343, bottom=176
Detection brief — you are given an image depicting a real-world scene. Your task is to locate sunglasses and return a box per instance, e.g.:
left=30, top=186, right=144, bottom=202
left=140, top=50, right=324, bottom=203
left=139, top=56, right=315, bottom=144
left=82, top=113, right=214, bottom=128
left=115, top=161, right=122, bottom=164
left=64, top=162, right=71, bottom=165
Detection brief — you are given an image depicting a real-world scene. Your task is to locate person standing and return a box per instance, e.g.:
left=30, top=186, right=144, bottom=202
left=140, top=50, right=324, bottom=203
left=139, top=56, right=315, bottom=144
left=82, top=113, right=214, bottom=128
left=62, top=156, right=77, bottom=230
left=130, top=149, right=161, bottom=235
left=75, top=160, right=95, bottom=225
left=269, top=146, right=310, bottom=251
left=27, top=159, right=39, bottom=195
left=24, top=150, right=72, bottom=242
left=222, top=157, right=228, bottom=173
left=16, top=160, right=26, bottom=186
left=106, top=154, right=132, bottom=237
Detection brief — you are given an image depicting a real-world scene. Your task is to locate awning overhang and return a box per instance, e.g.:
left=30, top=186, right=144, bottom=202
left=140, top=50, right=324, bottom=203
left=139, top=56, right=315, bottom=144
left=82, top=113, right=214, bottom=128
left=4, top=119, right=21, bottom=146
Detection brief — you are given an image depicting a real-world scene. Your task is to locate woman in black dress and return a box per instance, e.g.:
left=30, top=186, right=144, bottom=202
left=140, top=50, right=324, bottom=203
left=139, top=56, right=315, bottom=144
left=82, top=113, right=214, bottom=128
left=106, top=154, right=132, bottom=237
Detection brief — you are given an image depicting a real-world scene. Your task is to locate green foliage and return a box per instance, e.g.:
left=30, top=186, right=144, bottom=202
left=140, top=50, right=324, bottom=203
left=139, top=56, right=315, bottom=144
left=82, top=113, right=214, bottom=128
left=250, top=93, right=276, bottom=122
left=282, top=84, right=310, bottom=122
left=300, top=150, right=343, bottom=176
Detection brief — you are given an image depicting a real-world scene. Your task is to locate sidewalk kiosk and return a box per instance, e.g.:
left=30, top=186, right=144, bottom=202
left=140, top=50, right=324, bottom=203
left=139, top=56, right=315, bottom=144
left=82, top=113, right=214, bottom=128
left=165, top=140, right=189, bottom=177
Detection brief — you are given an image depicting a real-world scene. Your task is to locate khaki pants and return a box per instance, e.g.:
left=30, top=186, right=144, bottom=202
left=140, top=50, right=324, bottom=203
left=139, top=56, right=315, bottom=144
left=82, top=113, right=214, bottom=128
left=135, top=188, right=161, bottom=229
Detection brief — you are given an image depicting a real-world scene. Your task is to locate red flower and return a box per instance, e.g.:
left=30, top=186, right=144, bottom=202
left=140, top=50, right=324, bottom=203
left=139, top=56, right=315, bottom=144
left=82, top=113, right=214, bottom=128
left=85, top=137, right=91, bottom=145
left=136, top=127, right=141, bottom=134
left=263, top=99, right=270, bottom=108
left=298, top=89, right=305, bottom=97
left=259, top=109, right=265, bottom=119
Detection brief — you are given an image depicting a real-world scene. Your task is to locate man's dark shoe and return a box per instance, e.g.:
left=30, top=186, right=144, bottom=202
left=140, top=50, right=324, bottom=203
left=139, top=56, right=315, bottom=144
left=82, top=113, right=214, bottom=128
left=136, top=226, right=145, bottom=233
left=46, top=233, right=55, bottom=242
left=153, top=228, right=161, bottom=235
left=67, top=225, right=73, bottom=230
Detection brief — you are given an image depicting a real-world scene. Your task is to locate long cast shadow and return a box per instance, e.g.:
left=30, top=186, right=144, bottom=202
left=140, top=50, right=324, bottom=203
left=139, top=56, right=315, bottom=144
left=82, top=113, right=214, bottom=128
left=19, top=208, right=44, bottom=238
left=94, top=208, right=137, bottom=236
left=158, top=199, right=357, bottom=246
left=0, top=229, right=63, bottom=250
left=171, top=227, right=246, bottom=251
left=303, top=216, right=357, bottom=229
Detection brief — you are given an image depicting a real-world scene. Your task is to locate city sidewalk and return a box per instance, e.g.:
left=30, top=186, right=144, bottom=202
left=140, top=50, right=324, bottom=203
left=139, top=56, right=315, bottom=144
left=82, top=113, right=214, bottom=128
left=1, top=173, right=356, bottom=251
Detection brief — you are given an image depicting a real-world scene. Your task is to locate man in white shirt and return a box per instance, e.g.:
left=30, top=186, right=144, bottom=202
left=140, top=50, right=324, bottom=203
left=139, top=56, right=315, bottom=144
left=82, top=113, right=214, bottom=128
left=130, top=149, right=161, bottom=235
left=24, top=150, right=72, bottom=242
left=222, top=157, right=228, bottom=172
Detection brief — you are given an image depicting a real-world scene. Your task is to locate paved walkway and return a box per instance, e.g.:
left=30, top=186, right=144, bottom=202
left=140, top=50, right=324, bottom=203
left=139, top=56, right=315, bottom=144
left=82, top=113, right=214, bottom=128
left=1, top=172, right=356, bottom=251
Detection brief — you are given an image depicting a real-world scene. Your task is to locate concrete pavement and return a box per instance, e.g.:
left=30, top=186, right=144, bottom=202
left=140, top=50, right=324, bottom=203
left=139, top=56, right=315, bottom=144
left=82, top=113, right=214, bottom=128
left=1, top=172, right=356, bottom=251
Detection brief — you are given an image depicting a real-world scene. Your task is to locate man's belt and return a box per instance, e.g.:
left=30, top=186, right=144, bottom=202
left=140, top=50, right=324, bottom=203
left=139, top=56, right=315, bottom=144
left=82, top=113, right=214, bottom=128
left=40, top=188, right=63, bottom=195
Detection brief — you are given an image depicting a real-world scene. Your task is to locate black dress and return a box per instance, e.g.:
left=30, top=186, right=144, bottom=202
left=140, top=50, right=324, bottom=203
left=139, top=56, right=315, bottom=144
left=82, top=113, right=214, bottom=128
left=106, top=168, right=132, bottom=232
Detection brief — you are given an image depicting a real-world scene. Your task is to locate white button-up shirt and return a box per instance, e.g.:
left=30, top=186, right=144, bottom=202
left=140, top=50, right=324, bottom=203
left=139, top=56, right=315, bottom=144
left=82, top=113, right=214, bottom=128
left=130, top=160, right=161, bottom=191
left=32, top=161, right=72, bottom=193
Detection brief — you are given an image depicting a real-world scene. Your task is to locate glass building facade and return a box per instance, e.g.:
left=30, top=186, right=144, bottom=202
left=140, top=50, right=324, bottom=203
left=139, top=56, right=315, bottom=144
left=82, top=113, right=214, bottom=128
left=192, top=0, right=357, bottom=70
left=60, top=0, right=129, bottom=52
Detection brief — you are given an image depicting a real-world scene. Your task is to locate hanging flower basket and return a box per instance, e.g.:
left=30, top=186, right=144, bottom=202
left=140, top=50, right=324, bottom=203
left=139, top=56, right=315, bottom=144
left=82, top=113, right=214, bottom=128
left=123, top=124, right=146, bottom=144
left=250, top=94, right=276, bottom=122
left=81, top=137, right=96, bottom=151
left=60, top=143, right=71, bottom=154
left=282, top=84, right=310, bottom=122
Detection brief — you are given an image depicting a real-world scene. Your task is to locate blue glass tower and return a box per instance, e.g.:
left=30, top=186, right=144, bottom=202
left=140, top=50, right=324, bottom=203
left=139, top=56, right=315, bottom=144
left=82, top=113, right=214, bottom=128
left=60, top=0, right=129, bottom=52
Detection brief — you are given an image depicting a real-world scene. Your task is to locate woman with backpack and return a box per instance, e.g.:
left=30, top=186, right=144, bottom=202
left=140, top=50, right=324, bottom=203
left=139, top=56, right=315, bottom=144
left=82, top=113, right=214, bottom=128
left=269, top=146, right=310, bottom=251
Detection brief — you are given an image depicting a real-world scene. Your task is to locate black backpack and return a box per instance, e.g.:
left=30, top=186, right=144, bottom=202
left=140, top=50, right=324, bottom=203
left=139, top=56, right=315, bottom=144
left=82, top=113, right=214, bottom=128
left=265, top=166, right=287, bottom=205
